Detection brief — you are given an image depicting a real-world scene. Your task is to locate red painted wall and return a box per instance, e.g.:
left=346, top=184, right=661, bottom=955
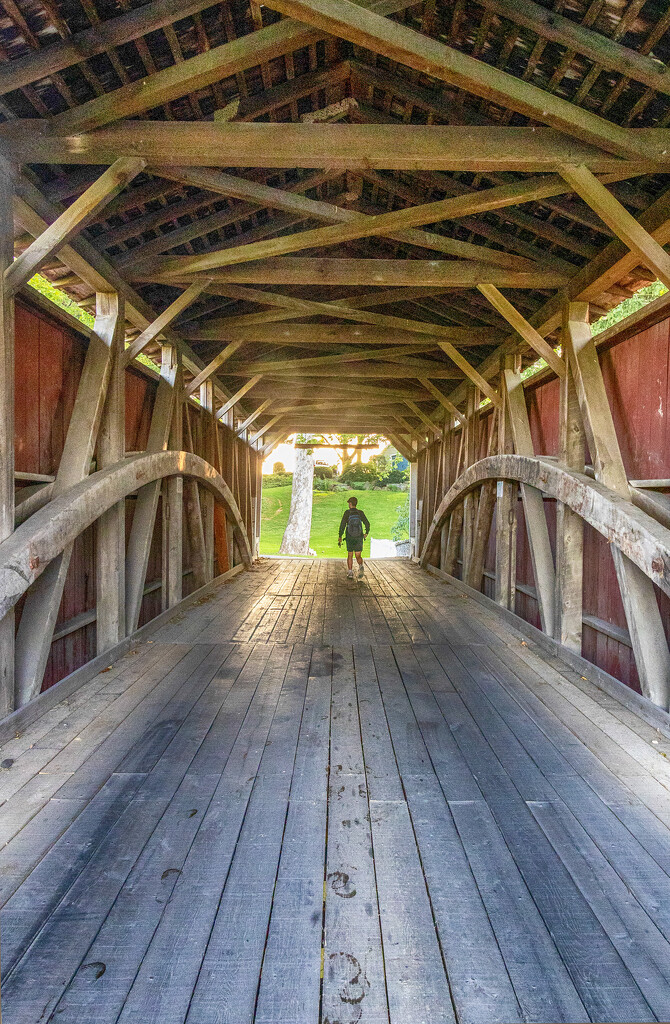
left=523, top=315, right=670, bottom=692
left=421, top=301, right=670, bottom=694
left=14, top=297, right=259, bottom=691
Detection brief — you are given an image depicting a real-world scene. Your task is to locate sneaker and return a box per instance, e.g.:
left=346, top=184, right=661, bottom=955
left=347, top=570, right=354, bottom=579
left=358, top=565, right=365, bottom=579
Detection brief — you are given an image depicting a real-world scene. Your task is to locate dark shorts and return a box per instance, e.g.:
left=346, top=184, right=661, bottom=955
left=346, top=537, right=364, bottom=552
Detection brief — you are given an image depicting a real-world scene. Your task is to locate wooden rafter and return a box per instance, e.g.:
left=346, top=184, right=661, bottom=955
left=7, top=158, right=145, bottom=293
left=261, top=0, right=657, bottom=159
left=5, top=123, right=659, bottom=171
left=123, top=281, right=211, bottom=366
left=560, top=164, right=670, bottom=291
left=141, top=257, right=567, bottom=289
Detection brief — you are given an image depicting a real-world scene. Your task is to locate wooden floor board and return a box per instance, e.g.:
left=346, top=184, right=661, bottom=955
left=3, top=560, right=670, bottom=1023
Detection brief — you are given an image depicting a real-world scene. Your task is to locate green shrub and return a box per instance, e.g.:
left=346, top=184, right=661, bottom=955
left=314, top=476, right=338, bottom=491
left=339, top=463, right=379, bottom=483
left=264, top=472, right=293, bottom=488
left=383, top=466, right=409, bottom=484
left=391, top=495, right=410, bottom=542
left=315, top=465, right=334, bottom=478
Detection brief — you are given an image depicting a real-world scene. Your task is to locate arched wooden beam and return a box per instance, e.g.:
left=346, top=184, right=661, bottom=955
left=0, top=452, right=252, bottom=620
left=420, top=454, right=670, bottom=599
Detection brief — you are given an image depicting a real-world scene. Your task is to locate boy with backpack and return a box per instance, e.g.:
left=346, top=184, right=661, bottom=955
left=338, top=496, right=370, bottom=579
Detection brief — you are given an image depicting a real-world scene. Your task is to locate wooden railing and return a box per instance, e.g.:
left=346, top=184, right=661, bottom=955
left=420, top=453, right=670, bottom=710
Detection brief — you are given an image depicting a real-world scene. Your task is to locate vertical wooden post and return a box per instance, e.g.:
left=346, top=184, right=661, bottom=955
left=0, top=166, right=15, bottom=717
left=409, top=455, right=418, bottom=558
left=16, top=283, right=119, bottom=705
left=554, top=301, right=585, bottom=652
left=96, top=293, right=126, bottom=654
left=162, top=353, right=183, bottom=609
left=461, top=385, right=479, bottom=579
left=495, top=358, right=517, bottom=610
left=253, top=453, right=263, bottom=558
left=125, top=341, right=178, bottom=634
left=182, top=402, right=208, bottom=590
left=566, top=301, right=670, bottom=708
left=199, top=380, right=215, bottom=581
left=504, top=366, right=556, bottom=636
left=465, top=408, right=498, bottom=593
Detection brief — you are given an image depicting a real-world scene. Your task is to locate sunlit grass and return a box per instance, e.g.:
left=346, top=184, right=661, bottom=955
left=261, top=486, right=408, bottom=557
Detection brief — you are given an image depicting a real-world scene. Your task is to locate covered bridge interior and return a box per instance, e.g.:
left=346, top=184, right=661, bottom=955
left=4, top=0, right=670, bottom=1020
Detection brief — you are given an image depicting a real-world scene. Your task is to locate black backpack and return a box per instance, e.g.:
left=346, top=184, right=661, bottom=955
left=347, top=510, right=364, bottom=540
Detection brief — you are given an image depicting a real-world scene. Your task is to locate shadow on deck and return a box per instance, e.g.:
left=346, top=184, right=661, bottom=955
left=1, top=560, right=670, bottom=1023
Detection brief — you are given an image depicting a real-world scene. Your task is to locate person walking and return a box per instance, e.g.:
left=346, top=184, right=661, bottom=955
left=338, top=496, right=370, bottom=579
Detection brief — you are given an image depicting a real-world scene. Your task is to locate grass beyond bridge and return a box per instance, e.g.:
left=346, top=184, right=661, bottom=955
left=260, top=485, right=407, bottom=557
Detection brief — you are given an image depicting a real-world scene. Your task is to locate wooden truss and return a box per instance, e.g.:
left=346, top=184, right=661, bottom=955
left=2, top=0, right=670, bottom=718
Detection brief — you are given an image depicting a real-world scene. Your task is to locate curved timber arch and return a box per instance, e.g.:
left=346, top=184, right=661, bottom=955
left=0, top=451, right=252, bottom=622
left=420, top=454, right=670, bottom=601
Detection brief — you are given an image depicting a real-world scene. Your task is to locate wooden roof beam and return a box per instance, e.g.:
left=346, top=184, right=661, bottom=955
left=358, top=168, right=591, bottom=267
left=419, top=379, right=463, bottom=421
left=438, top=343, right=502, bottom=407
left=28, top=0, right=414, bottom=134
left=236, top=400, right=274, bottom=435
left=232, top=61, right=351, bottom=121
left=0, top=0, right=221, bottom=97
left=226, top=364, right=464, bottom=379
left=6, top=123, right=661, bottom=171
left=184, top=324, right=495, bottom=348
left=261, top=0, right=654, bottom=159
left=222, top=344, right=438, bottom=376
left=404, top=399, right=442, bottom=437
left=7, top=157, right=145, bottom=293
left=249, top=414, right=284, bottom=445
left=183, top=284, right=506, bottom=343
left=560, top=164, right=670, bottom=291
left=386, top=432, right=415, bottom=461
left=183, top=284, right=485, bottom=332
left=260, top=431, right=290, bottom=457
left=475, top=0, right=670, bottom=101
left=142, top=171, right=649, bottom=276
left=122, top=280, right=210, bottom=366
left=118, top=168, right=338, bottom=266
left=153, top=165, right=538, bottom=270
left=216, top=376, right=263, bottom=421
left=139, top=258, right=568, bottom=289
left=442, top=183, right=670, bottom=413
left=477, top=284, right=566, bottom=377
left=185, top=340, right=246, bottom=397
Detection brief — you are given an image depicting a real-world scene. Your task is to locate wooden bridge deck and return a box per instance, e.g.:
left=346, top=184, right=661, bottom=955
left=2, top=560, right=670, bottom=1023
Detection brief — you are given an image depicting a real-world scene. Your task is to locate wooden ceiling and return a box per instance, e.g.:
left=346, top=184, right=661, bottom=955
left=5, top=0, right=670, bottom=445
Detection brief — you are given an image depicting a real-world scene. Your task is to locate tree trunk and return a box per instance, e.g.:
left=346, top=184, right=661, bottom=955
left=279, top=446, right=314, bottom=555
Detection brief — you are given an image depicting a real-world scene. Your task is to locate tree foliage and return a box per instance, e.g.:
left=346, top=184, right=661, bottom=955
left=320, top=433, right=384, bottom=473
left=592, top=281, right=667, bottom=336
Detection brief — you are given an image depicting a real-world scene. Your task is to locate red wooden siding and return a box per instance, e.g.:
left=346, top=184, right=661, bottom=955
left=419, top=304, right=670, bottom=694
left=13, top=297, right=260, bottom=691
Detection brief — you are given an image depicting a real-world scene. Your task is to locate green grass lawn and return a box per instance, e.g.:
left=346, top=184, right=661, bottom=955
left=260, top=486, right=408, bottom=557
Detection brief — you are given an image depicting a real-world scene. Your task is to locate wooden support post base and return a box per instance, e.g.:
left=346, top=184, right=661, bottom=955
left=494, top=480, right=516, bottom=610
